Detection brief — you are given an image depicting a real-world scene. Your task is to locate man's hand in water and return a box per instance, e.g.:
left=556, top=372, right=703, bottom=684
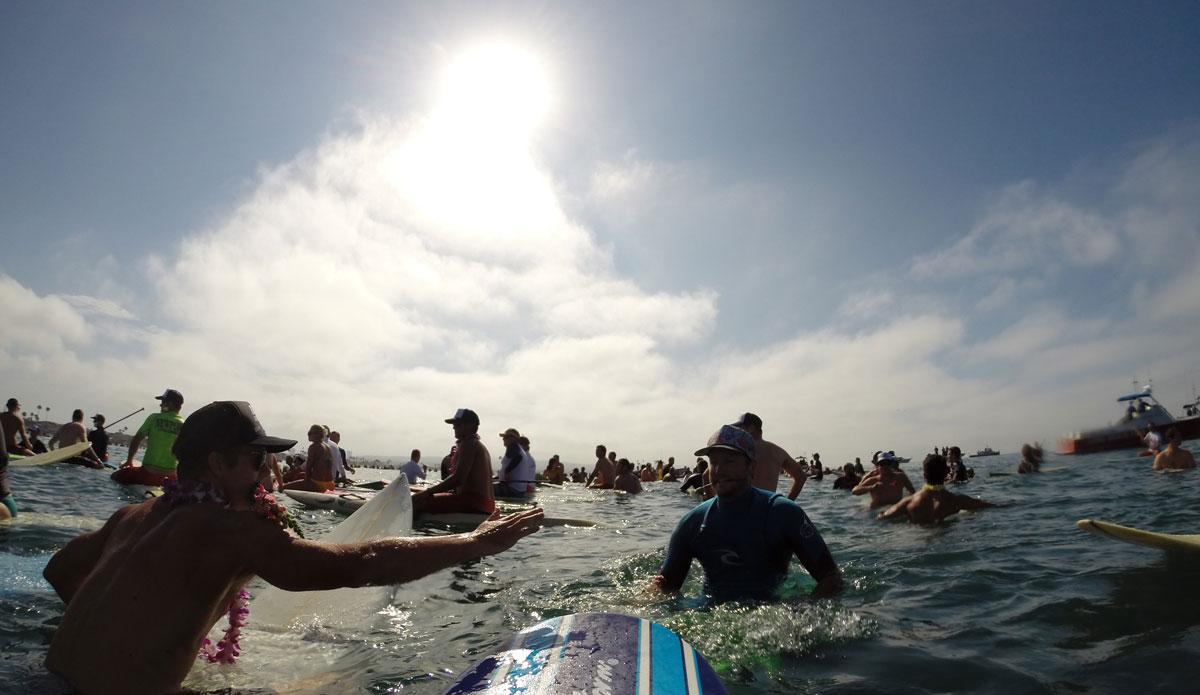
left=470, top=508, right=544, bottom=555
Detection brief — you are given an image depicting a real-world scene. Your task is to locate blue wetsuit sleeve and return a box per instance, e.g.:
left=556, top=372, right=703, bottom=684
left=655, top=509, right=701, bottom=592
left=773, top=499, right=838, bottom=580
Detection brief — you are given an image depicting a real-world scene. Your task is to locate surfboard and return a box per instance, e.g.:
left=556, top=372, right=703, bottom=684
left=8, top=441, right=92, bottom=467
left=252, top=475, right=412, bottom=630
left=443, top=612, right=728, bottom=695
left=283, top=488, right=375, bottom=514
left=1076, top=519, right=1200, bottom=552
left=988, top=466, right=1069, bottom=478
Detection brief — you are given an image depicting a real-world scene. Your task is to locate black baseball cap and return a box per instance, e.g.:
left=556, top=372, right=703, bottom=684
left=445, top=408, right=480, bottom=426
left=731, top=412, right=763, bottom=429
left=155, top=388, right=184, bottom=405
left=173, top=401, right=296, bottom=460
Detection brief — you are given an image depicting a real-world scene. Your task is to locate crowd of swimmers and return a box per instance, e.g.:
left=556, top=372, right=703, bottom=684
left=7, top=390, right=1197, bottom=693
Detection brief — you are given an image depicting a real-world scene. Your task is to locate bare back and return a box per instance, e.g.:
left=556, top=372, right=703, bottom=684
left=46, top=500, right=279, bottom=695
left=452, top=438, right=495, bottom=501
left=53, top=422, right=87, bottom=447
left=1154, top=446, right=1197, bottom=471
left=307, top=441, right=333, bottom=482
left=879, top=488, right=992, bottom=524
left=752, top=438, right=790, bottom=492
left=1, top=411, right=27, bottom=449
left=590, top=457, right=615, bottom=489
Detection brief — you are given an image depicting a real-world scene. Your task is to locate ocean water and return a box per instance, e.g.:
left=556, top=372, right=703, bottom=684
left=2, top=446, right=1199, bottom=694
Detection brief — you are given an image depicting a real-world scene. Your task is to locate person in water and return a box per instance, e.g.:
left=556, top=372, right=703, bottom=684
left=832, top=463, right=862, bottom=490
left=412, top=408, right=496, bottom=515
left=730, top=412, right=808, bottom=499
left=284, top=425, right=335, bottom=492
left=878, top=454, right=998, bottom=524
left=588, top=444, right=615, bottom=489
left=1153, top=427, right=1196, bottom=471
left=851, top=456, right=916, bottom=507
left=1, top=397, right=35, bottom=457
left=613, top=458, right=643, bottom=493
left=48, top=409, right=105, bottom=468
left=946, top=446, right=972, bottom=482
left=114, top=389, right=185, bottom=486
left=679, top=459, right=710, bottom=497
left=43, top=400, right=542, bottom=695
left=651, top=425, right=842, bottom=602
left=1017, top=443, right=1043, bottom=474
left=0, top=433, right=13, bottom=519
left=87, top=414, right=109, bottom=463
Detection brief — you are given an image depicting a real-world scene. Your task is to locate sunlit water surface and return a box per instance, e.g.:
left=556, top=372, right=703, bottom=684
left=2, top=445, right=1199, bottom=694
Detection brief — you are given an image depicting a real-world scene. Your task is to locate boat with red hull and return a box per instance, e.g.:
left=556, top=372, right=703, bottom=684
left=1059, top=386, right=1200, bottom=455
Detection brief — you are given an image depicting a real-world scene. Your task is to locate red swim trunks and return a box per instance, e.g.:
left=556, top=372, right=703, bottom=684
left=422, top=492, right=495, bottom=515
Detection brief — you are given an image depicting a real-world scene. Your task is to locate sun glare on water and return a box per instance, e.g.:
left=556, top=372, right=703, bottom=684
left=383, top=42, right=559, bottom=241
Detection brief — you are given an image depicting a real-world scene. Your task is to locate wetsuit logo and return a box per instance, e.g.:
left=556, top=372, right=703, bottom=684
left=718, top=549, right=742, bottom=566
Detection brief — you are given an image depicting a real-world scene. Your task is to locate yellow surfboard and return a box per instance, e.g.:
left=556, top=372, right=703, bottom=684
left=8, top=441, right=92, bottom=466
left=1076, top=519, right=1200, bottom=552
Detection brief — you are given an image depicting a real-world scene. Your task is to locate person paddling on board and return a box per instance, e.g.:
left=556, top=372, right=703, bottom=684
left=412, top=408, right=497, bottom=516
left=851, top=455, right=916, bottom=508
left=1153, top=427, right=1196, bottom=471
left=113, top=389, right=184, bottom=486
left=284, top=425, right=335, bottom=492
left=1, top=397, right=35, bottom=457
left=87, top=414, right=109, bottom=464
left=730, top=412, right=808, bottom=499
left=43, top=400, right=542, bottom=695
left=47, top=409, right=105, bottom=469
left=877, top=454, right=999, bottom=524
left=651, top=425, right=843, bottom=602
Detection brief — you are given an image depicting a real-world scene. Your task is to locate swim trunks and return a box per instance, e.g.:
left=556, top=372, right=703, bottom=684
left=1, top=494, right=16, bottom=517
left=422, top=492, right=495, bottom=515
left=310, top=478, right=335, bottom=492
left=110, top=466, right=177, bottom=487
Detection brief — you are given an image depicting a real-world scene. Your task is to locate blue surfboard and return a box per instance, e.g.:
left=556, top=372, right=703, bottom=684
left=444, top=612, right=728, bottom=695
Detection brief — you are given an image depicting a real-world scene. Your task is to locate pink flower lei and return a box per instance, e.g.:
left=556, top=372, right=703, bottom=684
left=161, top=481, right=304, bottom=664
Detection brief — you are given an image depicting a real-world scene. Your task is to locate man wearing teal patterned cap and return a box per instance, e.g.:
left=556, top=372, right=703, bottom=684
left=651, top=424, right=842, bottom=602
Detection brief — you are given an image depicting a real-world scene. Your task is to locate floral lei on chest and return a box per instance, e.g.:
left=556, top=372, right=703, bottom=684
left=161, top=481, right=304, bottom=664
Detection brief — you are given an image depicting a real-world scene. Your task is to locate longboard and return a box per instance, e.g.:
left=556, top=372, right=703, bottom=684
left=252, top=475, right=412, bottom=630
left=1077, top=519, right=1200, bottom=552
left=416, top=512, right=606, bottom=529
left=283, top=488, right=375, bottom=514
left=8, top=441, right=92, bottom=467
left=444, top=612, right=728, bottom=695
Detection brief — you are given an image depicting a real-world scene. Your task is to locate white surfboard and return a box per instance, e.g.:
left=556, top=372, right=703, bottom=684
left=251, top=475, right=412, bottom=630
left=8, top=441, right=92, bottom=467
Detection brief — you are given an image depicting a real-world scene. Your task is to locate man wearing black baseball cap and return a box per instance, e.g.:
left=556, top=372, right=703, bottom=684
left=113, top=388, right=185, bottom=486
left=651, top=424, right=842, bottom=602
left=44, top=400, right=543, bottom=695
left=413, top=408, right=497, bottom=516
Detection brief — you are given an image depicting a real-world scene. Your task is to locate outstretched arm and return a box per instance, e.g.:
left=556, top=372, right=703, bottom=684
left=877, top=497, right=911, bottom=521
left=249, top=508, right=543, bottom=591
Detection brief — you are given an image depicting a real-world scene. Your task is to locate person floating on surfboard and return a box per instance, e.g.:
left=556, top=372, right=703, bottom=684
left=1, top=397, right=35, bottom=457
left=1017, top=443, right=1043, bottom=474
left=43, top=400, right=543, bottom=695
left=877, top=453, right=999, bottom=524
left=113, top=388, right=185, bottom=486
left=651, top=424, right=843, bottom=602
left=412, top=408, right=497, bottom=516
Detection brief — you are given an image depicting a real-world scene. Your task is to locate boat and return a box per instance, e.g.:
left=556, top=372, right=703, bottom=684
left=970, top=447, right=999, bottom=458
left=1058, top=383, right=1200, bottom=455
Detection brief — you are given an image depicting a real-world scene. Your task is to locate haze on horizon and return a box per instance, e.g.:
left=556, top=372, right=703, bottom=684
left=2, top=2, right=1199, bottom=464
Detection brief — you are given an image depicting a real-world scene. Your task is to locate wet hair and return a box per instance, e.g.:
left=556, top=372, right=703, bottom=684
left=948, top=446, right=962, bottom=458
left=923, top=454, right=948, bottom=485
left=411, top=449, right=420, bottom=459
left=596, top=444, right=607, bottom=455
left=1167, top=427, right=1180, bottom=442
left=72, top=409, right=84, bottom=421
left=1020, top=443, right=1043, bottom=463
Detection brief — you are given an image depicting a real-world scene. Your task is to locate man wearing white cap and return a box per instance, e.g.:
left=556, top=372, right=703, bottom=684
left=113, top=388, right=184, bottom=486
left=651, top=424, right=842, bottom=602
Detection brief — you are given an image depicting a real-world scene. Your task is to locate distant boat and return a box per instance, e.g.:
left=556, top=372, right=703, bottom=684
left=1058, top=383, right=1200, bottom=455
left=970, top=447, right=999, bottom=458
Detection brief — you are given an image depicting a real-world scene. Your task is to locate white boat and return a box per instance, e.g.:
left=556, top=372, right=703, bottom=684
left=970, top=447, right=1000, bottom=458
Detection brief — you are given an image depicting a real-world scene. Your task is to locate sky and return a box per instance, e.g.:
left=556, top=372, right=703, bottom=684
left=2, top=1, right=1199, bottom=464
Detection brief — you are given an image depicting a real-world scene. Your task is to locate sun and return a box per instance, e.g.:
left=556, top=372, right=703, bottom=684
left=436, top=42, right=550, bottom=139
